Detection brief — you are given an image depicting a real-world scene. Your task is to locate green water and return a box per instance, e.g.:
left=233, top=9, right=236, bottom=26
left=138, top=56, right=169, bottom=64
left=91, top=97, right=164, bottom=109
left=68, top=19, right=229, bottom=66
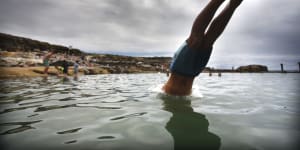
left=0, top=73, right=299, bottom=150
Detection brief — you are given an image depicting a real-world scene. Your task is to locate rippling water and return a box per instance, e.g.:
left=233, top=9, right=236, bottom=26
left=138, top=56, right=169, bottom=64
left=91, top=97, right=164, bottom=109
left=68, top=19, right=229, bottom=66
left=0, top=73, right=299, bottom=150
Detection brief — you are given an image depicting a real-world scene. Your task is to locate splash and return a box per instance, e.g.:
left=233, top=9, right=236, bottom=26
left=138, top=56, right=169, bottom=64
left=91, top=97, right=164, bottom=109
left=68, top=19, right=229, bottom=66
left=191, top=85, right=203, bottom=98
left=150, top=84, right=203, bottom=98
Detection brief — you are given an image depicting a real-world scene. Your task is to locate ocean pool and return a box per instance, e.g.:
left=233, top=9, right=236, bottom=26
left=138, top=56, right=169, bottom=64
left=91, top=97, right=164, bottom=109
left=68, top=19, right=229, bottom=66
left=0, top=73, right=299, bottom=150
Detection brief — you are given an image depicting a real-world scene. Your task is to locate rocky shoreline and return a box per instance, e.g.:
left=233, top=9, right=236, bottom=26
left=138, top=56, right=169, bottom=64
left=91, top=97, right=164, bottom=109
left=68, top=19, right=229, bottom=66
left=0, top=51, right=171, bottom=78
left=0, top=50, right=286, bottom=79
left=1, top=32, right=297, bottom=79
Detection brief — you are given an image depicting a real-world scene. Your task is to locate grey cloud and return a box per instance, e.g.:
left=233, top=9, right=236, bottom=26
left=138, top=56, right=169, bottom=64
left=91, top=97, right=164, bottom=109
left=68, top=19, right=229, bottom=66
left=0, top=0, right=199, bottom=52
left=0, top=0, right=299, bottom=69
left=212, top=0, right=300, bottom=58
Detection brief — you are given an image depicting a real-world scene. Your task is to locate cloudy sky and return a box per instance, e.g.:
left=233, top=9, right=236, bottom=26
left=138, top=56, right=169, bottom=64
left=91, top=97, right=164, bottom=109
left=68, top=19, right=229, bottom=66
left=0, top=0, right=299, bottom=70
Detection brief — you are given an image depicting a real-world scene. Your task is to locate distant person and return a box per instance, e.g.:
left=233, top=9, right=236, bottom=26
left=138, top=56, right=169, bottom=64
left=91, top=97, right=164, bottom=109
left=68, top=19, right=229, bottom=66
left=80, top=55, right=84, bottom=60
left=164, top=63, right=170, bottom=77
left=73, top=60, right=79, bottom=76
left=166, top=69, right=170, bottom=77
left=43, top=50, right=55, bottom=75
left=163, top=0, right=243, bottom=96
left=52, top=57, right=74, bottom=77
left=218, top=72, right=222, bottom=77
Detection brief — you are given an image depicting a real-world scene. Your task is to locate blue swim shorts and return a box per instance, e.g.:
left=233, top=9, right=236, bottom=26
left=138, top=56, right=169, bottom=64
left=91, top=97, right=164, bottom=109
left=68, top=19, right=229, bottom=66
left=170, top=41, right=212, bottom=77
left=43, top=59, right=49, bottom=67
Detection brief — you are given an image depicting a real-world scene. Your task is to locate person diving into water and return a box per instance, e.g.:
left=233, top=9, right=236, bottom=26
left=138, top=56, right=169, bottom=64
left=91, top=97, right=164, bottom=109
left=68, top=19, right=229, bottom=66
left=163, top=0, right=243, bottom=96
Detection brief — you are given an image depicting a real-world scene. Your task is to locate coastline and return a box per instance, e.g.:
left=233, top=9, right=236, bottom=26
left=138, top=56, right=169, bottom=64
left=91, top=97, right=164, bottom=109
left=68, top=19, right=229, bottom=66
left=1, top=33, right=299, bottom=79
left=0, top=66, right=163, bottom=79
left=0, top=66, right=298, bottom=79
left=0, top=66, right=83, bottom=78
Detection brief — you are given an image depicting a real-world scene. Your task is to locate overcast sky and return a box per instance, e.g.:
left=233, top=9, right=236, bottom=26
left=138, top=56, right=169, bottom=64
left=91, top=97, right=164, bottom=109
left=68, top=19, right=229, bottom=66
left=0, top=0, right=299, bottom=70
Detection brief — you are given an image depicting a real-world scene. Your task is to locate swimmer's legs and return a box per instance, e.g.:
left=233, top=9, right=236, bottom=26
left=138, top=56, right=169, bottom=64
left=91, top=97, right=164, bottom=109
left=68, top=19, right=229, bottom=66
left=187, top=0, right=225, bottom=49
left=203, top=0, right=243, bottom=48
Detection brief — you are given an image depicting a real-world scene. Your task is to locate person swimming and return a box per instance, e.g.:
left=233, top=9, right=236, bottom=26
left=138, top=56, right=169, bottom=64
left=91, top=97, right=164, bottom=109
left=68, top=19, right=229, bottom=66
left=163, top=0, right=243, bottom=96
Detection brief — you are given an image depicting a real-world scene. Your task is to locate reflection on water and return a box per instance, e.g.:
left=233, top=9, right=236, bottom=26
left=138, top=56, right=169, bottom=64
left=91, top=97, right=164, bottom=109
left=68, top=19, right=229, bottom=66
left=161, top=94, right=221, bottom=150
left=0, top=73, right=299, bottom=150
left=0, top=120, right=42, bottom=135
left=57, top=128, right=82, bottom=134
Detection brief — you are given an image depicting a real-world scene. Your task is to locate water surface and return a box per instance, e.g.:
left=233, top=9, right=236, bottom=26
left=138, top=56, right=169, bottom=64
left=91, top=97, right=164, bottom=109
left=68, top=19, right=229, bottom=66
left=0, top=73, right=299, bottom=150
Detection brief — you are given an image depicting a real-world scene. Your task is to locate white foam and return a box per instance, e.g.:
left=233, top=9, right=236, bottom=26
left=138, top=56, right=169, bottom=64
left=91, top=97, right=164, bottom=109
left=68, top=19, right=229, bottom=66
left=150, top=84, right=165, bottom=93
left=149, top=84, right=203, bottom=98
left=191, top=85, right=203, bottom=98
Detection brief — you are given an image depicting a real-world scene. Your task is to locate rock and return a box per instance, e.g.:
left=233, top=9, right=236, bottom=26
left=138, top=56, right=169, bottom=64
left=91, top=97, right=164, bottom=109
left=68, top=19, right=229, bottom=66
left=84, top=67, right=109, bottom=75
left=236, top=65, right=268, bottom=72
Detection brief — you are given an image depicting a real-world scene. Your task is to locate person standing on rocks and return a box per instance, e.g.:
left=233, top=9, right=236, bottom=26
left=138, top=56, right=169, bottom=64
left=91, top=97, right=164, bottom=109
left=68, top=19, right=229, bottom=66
left=52, top=55, right=74, bottom=77
left=163, top=0, right=243, bottom=96
left=43, top=50, right=55, bottom=75
left=73, top=60, right=79, bottom=77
